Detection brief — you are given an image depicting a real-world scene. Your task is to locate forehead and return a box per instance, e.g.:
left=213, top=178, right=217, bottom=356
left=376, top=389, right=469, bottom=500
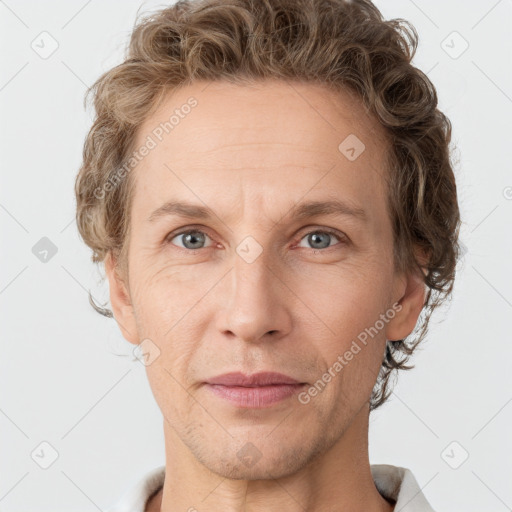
left=136, top=79, right=386, bottom=155
left=129, top=80, right=390, bottom=226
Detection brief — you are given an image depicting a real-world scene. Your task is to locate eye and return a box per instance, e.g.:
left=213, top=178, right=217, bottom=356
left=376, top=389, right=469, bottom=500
left=297, top=229, right=344, bottom=250
left=165, top=227, right=346, bottom=252
left=167, top=229, right=213, bottom=250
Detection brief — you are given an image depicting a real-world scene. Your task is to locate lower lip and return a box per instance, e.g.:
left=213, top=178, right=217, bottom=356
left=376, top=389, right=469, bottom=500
left=205, top=383, right=306, bottom=408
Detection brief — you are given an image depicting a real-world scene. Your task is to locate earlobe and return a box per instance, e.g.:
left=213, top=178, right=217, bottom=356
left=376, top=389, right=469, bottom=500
left=385, top=267, right=427, bottom=342
left=104, top=251, right=139, bottom=345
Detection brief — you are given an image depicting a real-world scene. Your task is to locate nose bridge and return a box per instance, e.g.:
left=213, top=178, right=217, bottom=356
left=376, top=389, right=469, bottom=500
left=219, top=242, right=291, bottom=342
left=233, top=248, right=272, bottom=303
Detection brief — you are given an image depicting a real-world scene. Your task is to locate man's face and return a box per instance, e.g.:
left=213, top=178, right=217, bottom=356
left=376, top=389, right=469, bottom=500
left=109, top=80, right=415, bottom=479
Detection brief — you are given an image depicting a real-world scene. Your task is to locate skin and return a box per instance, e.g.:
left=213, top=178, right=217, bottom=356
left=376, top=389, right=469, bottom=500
left=105, top=79, right=426, bottom=512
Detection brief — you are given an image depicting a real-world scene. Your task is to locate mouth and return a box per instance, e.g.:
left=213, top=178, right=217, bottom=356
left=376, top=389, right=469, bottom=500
left=204, top=371, right=307, bottom=408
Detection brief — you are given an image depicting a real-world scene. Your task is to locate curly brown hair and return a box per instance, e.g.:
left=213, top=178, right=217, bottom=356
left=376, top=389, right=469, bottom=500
left=74, top=0, right=462, bottom=410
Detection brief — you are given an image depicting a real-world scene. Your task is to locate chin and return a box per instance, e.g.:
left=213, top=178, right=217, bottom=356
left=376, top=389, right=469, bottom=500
left=194, top=440, right=314, bottom=481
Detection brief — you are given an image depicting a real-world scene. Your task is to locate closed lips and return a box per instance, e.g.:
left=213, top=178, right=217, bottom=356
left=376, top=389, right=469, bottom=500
left=205, top=371, right=304, bottom=387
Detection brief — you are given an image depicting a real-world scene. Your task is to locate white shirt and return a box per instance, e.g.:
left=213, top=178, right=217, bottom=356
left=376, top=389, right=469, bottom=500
left=106, top=464, right=436, bottom=511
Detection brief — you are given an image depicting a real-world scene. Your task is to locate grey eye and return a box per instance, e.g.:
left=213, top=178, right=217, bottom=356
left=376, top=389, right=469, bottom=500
left=298, top=231, right=341, bottom=250
left=170, top=230, right=212, bottom=250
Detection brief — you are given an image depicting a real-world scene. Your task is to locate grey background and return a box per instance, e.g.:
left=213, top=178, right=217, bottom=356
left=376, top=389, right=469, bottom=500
left=0, top=0, right=511, bottom=510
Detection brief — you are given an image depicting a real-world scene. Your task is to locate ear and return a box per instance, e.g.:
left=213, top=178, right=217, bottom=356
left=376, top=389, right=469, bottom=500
left=104, top=250, right=139, bottom=345
left=385, top=252, right=428, bottom=342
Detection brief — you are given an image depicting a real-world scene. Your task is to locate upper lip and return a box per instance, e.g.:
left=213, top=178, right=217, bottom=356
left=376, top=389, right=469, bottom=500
left=205, top=371, right=303, bottom=387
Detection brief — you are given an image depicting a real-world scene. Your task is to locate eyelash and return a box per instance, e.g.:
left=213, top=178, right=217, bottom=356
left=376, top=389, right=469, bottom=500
left=164, top=226, right=347, bottom=253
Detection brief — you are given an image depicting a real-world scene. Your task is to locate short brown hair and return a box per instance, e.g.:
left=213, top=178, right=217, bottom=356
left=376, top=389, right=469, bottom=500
left=74, top=0, right=462, bottom=410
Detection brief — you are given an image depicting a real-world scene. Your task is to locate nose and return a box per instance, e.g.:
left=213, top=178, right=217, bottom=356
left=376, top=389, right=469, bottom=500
left=215, top=249, right=292, bottom=344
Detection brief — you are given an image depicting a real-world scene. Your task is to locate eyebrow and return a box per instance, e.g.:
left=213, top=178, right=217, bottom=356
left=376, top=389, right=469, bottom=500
left=147, top=198, right=367, bottom=223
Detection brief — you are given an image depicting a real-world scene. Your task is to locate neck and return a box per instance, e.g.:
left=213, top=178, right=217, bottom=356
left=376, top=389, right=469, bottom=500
left=148, top=403, right=394, bottom=512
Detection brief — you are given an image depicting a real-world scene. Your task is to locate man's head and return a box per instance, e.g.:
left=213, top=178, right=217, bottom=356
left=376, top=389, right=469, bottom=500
left=75, top=0, right=461, bottom=438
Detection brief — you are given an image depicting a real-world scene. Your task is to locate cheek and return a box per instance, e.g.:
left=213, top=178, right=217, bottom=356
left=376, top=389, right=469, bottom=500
left=144, top=361, right=191, bottom=428
left=294, top=262, right=390, bottom=398
left=295, top=261, right=390, bottom=337
left=130, top=263, right=198, bottom=327
left=129, top=265, right=212, bottom=367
